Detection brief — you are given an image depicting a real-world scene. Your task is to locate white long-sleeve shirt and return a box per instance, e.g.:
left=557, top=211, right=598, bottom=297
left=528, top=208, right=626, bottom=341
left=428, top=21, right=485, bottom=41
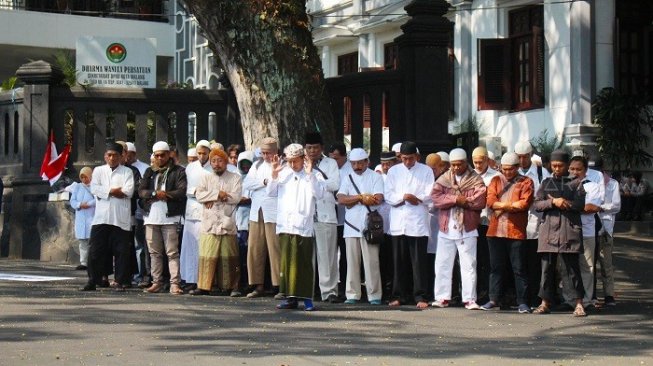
left=476, top=167, right=500, bottom=225
left=91, top=164, right=134, bottom=231
left=337, top=168, right=384, bottom=238
left=184, top=160, right=212, bottom=221
left=313, top=156, right=340, bottom=224
left=243, top=159, right=278, bottom=223
left=384, top=162, right=434, bottom=237
left=267, top=168, right=325, bottom=237
left=599, top=176, right=621, bottom=236
left=519, top=163, right=551, bottom=239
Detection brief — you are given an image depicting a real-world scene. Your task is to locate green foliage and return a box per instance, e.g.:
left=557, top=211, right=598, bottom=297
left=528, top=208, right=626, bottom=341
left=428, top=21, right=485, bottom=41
left=452, top=115, right=486, bottom=136
left=592, top=87, right=653, bottom=171
left=52, top=50, right=79, bottom=87
left=160, top=80, right=194, bottom=89
left=529, top=129, right=565, bottom=157
left=1, top=76, right=18, bottom=91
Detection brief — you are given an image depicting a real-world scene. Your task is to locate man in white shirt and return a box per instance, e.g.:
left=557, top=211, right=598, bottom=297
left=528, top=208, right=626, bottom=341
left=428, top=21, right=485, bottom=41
left=305, top=132, right=342, bottom=303
left=471, top=146, right=501, bottom=304
left=179, top=140, right=212, bottom=291
left=80, top=142, right=134, bottom=292
left=267, top=143, right=326, bottom=311
left=377, top=151, right=398, bottom=298
left=385, top=142, right=434, bottom=309
left=596, top=161, right=621, bottom=306
left=329, top=142, right=352, bottom=299
left=566, top=156, right=603, bottom=308
left=242, top=137, right=282, bottom=298
left=432, top=148, right=487, bottom=310
left=139, top=141, right=188, bottom=295
left=515, top=140, right=551, bottom=306
left=337, top=148, right=384, bottom=305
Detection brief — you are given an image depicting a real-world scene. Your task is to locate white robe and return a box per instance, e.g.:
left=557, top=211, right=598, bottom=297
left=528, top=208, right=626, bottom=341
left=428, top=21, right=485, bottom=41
left=91, top=164, right=134, bottom=232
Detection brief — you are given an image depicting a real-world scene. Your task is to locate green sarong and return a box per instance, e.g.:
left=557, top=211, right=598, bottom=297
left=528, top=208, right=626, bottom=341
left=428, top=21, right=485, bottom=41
left=278, top=233, right=315, bottom=299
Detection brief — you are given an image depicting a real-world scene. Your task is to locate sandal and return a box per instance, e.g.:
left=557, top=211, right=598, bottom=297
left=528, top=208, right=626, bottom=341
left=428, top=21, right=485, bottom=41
left=573, top=305, right=587, bottom=317
left=416, top=301, right=429, bottom=309
left=388, top=300, right=402, bottom=307
left=532, top=304, right=550, bottom=314
left=170, top=284, right=184, bottom=295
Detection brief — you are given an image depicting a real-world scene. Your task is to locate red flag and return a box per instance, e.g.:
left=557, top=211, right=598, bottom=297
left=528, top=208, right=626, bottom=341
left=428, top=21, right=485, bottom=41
left=40, top=131, right=71, bottom=186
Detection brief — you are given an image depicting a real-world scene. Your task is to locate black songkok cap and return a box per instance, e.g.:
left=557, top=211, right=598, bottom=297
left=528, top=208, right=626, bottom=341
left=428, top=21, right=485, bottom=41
left=400, top=141, right=418, bottom=155
left=380, top=151, right=397, bottom=161
left=550, top=149, right=569, bottom=163
left=304, top=132, right=323, bottom=145
left=106, top=142, right=123, bottom=154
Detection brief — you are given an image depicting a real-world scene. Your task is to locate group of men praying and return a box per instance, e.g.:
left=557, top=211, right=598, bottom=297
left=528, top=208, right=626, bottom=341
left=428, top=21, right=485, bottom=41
left=76, top=132, right=619, bottom=315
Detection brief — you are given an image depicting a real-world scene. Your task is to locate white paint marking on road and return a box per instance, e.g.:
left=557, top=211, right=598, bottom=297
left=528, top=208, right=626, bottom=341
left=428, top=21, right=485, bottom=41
left=0, top=273, right=74, bottom=282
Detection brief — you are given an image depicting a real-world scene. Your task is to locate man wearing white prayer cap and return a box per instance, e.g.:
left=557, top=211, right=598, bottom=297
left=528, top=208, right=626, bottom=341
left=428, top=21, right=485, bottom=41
left=514, top=140, right=550, bottom=306
left=187, top=148, right=198, bottom=163
left=337, top=148, right=384, bottom=305
left=480, top=151, right=534, bottom=313
left=432, top=148, right=487, bottom=310
left=179, top=139, right=212, bottom=291
left=391, top=142, right=402, bottom=157
left=140, top=141, right=188, bottom=295
left=471, top=146, right=500, bottom=305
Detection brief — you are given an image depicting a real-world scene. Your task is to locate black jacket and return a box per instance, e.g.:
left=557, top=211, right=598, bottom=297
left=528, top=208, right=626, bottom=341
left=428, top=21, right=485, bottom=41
left=138, top=163, right=187, bottom=218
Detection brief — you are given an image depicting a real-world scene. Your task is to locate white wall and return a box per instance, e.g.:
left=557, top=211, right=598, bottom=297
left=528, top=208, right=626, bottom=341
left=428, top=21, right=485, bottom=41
left=0, top=9, right=175, bottom=56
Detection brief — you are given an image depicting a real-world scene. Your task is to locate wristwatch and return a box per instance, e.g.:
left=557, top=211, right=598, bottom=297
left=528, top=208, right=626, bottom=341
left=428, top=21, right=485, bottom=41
left=151, top=191, right=156, bottom=197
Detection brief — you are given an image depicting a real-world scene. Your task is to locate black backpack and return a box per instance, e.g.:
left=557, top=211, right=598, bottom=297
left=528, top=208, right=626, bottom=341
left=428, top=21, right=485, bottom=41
left=363, top=209, right=385, bottom=244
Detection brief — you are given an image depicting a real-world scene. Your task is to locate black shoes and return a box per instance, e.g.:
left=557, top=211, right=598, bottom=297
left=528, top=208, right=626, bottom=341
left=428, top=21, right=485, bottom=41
left=75, top=265, right=87, bottom=271
left=189, top=289, right=210, bottom=296
left=326, top=294, right=343, bottom=303
left=79, top=283, right=96, bottom=291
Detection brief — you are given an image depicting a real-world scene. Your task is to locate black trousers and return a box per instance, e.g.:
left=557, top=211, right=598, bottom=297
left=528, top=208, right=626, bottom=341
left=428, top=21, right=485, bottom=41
left=539, top=252, right=584, bottom=302
left=391, top=235, right=429, bottom=303
left=379, top=234, right=394, bottom=299
left=337, top=225, right=347, bottom=298
left=523, top=239, right=541, bottom=306
left=488, top=237, right=528, bottom=305
left=87, top=224, right=131, bottom=286
left=476, top=225, right=490, bottom=303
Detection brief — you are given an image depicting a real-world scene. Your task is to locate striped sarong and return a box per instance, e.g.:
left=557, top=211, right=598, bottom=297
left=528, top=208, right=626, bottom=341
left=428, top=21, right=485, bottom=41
left=197, top=234, right=240, bottom=291
left=279, top=233, right=315, bottom=299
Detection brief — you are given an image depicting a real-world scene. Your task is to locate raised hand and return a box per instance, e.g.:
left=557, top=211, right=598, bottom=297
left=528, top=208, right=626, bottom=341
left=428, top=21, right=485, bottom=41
left=304, top=155, right=313, bottom=174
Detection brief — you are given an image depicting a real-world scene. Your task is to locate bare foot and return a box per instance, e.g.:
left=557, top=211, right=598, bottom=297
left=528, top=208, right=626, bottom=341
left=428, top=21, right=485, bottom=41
left=416, top=301, right=429, bottom=309
left=389, top=300, right=401, bottom=307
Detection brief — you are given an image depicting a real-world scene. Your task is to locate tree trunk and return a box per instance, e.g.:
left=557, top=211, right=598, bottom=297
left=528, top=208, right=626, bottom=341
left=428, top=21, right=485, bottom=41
left=180, top=1, right=335, bottom=150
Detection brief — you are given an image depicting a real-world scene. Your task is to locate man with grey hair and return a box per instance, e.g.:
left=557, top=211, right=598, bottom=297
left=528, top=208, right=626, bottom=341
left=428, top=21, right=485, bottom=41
left=243, top=137, right=282, bottom=298
left=514, top=140, right=551, bottom=307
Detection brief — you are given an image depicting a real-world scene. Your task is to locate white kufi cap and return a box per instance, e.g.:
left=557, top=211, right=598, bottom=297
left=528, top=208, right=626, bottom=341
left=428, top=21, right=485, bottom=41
left=436, top=151, right=450, bottom=162
left=349, top=148, right=368, bottom=162
left=514, top=141, right=533, bottom=154
left=391, top=142, right=402, bottom=153
left=126, top=142, right=136, bottom=152
left=187, top=148, right=197, bottom=157
left=449, top=148, right=467, bottom=162
left=196, top=140, right=211, bottom=150
left=500, top=152, right=519, bottom=165
left=152, top=141, right=170, bottom=152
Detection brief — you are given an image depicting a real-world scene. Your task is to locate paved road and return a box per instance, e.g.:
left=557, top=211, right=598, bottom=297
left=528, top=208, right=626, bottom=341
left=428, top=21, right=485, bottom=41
left=0, top=234, right=651, bottom=365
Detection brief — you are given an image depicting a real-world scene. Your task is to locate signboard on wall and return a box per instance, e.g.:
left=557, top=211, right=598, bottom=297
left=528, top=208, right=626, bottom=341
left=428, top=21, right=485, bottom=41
left=76, top=36, right=156, bottom=88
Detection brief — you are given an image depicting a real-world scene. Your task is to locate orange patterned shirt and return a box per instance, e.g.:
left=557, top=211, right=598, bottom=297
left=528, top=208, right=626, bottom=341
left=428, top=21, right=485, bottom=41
left=486, top=174, right=534, bottom=239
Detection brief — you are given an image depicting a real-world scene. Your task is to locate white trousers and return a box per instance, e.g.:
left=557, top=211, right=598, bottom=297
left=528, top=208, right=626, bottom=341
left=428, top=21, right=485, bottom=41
left=315, top=222, right=339, bottom=300
left=434, top=236, right=478, bottom=303
left=345, top=237, right=382, bottom=301
left=179, top=219, right=201, bottom=284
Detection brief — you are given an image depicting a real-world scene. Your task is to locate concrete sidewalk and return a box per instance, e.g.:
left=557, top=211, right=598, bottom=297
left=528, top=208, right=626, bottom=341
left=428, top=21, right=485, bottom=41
left=0, top=234, right=651, bottom=365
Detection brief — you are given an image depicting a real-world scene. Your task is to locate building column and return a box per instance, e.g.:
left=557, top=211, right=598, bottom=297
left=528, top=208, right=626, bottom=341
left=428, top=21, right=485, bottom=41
left=358, top=34, right=369, bottom=69
left=595, top=0, right=615, bottom=91
left=452, top=1, right=472, bottom=125
left=564, top=0, right=600, bottom=159
left=320, top=46, right=331, bottom=77
left=395, top=0, right=453, bottom=154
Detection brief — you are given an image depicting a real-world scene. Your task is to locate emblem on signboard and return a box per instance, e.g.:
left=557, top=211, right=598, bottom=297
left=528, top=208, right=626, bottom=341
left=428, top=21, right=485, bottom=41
left=106, top=43, right=127, bottom=63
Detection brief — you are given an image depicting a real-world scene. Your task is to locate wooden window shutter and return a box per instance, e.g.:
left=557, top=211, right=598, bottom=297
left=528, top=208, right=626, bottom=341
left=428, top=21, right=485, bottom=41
left=531, top=26, right=545, bottom=108
left=478, top=38, right=512, bottom=110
